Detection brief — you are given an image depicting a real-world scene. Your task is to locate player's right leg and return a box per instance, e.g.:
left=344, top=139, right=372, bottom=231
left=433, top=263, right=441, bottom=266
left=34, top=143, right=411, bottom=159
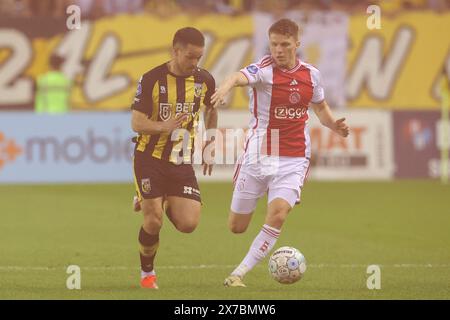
left=139, top=198, right=164, bottom=289
left=133, top=156, right=166, bottom=289
left=224, top=172, right=267, bottom=287
left=228, top=170, right=266, bottom=233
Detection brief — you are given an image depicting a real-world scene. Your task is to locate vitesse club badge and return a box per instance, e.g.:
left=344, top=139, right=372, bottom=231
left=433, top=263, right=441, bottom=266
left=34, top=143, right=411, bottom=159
left=141, top=178, right=151, bottom=194
left=194, top=83, right=203, bottom=98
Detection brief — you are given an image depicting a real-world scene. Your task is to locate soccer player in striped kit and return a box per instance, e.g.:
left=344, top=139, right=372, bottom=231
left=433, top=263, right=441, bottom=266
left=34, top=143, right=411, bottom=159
left=211, top=18, right=349, bottom=287
left=131, top=27, right=217, bottom=289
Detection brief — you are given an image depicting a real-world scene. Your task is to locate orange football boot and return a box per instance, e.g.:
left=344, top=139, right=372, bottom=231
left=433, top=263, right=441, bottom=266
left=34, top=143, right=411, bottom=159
left=140, top=275, right=158, bottom=289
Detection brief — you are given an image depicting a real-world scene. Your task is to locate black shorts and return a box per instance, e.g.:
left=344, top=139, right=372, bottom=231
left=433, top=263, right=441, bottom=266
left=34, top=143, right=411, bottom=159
left=133, top=155, right=201, bottom=203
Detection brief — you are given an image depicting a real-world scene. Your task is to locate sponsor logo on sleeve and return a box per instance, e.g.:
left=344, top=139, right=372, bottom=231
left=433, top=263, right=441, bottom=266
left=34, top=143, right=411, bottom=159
left=246, top=65, right=259, bottom=74
left=136, top=78, right=142, bottom=96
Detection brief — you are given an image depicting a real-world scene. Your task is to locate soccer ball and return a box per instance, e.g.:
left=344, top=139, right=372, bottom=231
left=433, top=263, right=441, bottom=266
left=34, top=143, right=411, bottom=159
left=269, top=246, right=307, bottom=284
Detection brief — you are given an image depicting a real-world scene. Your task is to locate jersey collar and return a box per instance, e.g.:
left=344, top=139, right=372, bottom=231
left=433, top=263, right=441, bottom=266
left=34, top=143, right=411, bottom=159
left=277, top=58, right=301, bottom=73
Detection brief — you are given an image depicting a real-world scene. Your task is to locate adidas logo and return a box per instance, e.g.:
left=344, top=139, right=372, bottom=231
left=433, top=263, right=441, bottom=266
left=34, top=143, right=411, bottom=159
left=290, top=79, right=298, bottom=86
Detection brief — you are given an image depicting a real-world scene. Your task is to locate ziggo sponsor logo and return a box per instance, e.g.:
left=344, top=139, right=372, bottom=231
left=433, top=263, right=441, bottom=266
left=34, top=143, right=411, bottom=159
left=274, top=106, right=307, bottom=119
left=21, top=129, right=134, bottom=164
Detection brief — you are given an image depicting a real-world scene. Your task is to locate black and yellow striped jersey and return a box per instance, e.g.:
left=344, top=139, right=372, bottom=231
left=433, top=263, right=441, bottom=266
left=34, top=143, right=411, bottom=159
left=131, top=62, right=215, bottom=164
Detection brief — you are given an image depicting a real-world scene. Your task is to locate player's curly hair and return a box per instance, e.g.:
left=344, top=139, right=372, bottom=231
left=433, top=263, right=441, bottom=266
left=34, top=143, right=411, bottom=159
left=173, top=27, right=205, bottom=47
left=268, top=18, right=299, bottom=39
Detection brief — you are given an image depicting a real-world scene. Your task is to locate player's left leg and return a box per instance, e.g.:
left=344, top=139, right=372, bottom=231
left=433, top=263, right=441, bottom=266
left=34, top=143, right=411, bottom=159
left=165, top=196, right=201, bottom=233
left=225, top=193, right=294, bottom=286
left=264, top=195, right=294, bottom=229
left=225, top=158, right=309, bottom=287
left=164, top=163, right=202, bottom=233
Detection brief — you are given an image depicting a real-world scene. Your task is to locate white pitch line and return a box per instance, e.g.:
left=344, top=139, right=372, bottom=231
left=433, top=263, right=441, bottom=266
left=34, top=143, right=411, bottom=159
left=311, top=264, right=450, bottom=268
left=0, top=264, right=449, bottom=272
left=0, top=265, right=236, bottom=272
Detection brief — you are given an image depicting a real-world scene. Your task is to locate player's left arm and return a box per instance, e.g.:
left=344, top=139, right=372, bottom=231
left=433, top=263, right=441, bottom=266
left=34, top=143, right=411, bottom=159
left=202, top=72, right=218, bottom=175
left=310, top=100, right=349, bottom=138
left=201, top=106, right=217, bottom=176
left=309, top=67, right=349, bottom=138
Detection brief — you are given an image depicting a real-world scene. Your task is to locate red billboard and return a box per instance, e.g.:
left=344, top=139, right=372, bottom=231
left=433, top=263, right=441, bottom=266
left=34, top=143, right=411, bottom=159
left=393, top=111, right=449, bottom=178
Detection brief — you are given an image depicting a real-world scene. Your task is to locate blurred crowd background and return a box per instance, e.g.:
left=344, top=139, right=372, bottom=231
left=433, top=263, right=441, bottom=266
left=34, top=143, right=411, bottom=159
left=1, top=0, right=449, bottom=19
left=0, top=0, right=448, bottom=183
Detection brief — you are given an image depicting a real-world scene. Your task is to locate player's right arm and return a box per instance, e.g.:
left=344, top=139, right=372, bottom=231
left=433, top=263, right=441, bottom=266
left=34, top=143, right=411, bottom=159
left=211, top=58, right=268, bottom=108
left=130, top=73, right=187, bottom=135
left=210, top=72, right=249, bottom=108
left=131, top=110, right=187, bottom=135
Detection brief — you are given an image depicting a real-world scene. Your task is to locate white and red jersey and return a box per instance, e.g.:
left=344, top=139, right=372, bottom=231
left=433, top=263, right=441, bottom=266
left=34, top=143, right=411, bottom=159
left=240, top=55, right=324, bottom=159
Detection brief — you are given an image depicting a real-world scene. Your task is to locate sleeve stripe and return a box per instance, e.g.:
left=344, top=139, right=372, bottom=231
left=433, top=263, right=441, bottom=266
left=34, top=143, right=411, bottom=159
left=258, top=55, right=272, bottom=66
left=258, top=57, right=273, bottom=69
left=239, top=70, right=251, bottom=82
left=311, top=98, right=324, bottom=104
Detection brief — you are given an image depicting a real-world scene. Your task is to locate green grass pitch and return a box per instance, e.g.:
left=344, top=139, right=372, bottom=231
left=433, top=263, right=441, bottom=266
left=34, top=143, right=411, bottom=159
left=0, top=180, right=449, bottom=299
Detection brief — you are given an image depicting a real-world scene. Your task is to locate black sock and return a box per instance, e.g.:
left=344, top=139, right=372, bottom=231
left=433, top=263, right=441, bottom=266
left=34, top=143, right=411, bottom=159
left=138, top=226, right=159, bottom=272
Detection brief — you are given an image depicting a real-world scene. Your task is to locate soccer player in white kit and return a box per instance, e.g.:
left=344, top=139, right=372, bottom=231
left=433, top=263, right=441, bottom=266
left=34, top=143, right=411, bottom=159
left=211, top=18, right=349, bottom=287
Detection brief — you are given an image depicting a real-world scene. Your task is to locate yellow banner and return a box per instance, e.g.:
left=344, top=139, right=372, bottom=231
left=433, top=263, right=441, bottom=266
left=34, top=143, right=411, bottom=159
left=347, top=11, right=450, bottom=109
left=1, top=12, right=449, bottom=110
left=27, top=14, right=253, bottom=110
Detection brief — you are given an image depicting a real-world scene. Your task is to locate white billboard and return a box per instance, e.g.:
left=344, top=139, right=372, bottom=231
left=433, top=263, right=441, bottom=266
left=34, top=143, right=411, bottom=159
left=203, top=109, right=394, bottom=181
left=0, top=112, right=135, bottom=183
left=0, top=110, right=393, bottom=184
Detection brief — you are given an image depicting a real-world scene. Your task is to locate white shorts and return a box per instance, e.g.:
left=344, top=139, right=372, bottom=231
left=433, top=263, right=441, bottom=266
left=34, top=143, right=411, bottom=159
left=231, top=156, right=311, bottom=214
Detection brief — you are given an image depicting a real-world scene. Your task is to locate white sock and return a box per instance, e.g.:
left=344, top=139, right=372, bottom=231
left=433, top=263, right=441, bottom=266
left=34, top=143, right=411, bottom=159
left=231, top=224, right=280, bottom=278
left=141, top=269, right=156, bottom=278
